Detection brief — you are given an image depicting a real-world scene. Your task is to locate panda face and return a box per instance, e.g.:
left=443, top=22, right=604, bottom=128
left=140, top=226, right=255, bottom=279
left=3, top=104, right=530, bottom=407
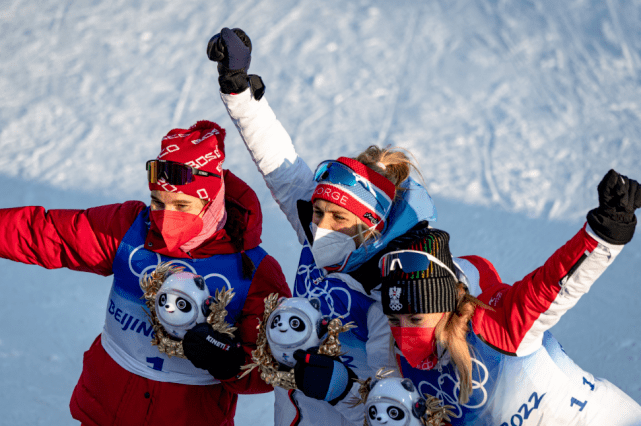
left=366, top=378, right=424, bottom=426
left=155, top=289, right=200, bottom=339
left=157, top=292, right=194, bottom=326
left=268, top=311, right=310, bottom=346
left=265, top=298, right=324, bottom=368
left=367, top=402, right=407, bottom=425
left=154, top=272, right=210, bottom=339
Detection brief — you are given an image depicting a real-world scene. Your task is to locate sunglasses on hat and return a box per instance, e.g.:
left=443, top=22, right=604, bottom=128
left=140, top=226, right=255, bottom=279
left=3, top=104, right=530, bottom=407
left=147, top=160, right=221, bottom=185
left=314, top=160, right=370, bottom=188
left=313, top=160, right=389, bottom=212
left=378, top=250, right=458, bottom=281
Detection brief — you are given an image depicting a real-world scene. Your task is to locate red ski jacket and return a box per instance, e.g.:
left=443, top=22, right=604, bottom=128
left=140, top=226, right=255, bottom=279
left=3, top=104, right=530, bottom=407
left=0, top=170, right=292, bottom=426
left=462, top=224, right=603, bottom=356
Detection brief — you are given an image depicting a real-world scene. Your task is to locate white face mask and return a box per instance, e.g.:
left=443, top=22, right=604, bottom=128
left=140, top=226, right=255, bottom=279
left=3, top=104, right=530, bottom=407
left=310, top=222, right=358, bottom=269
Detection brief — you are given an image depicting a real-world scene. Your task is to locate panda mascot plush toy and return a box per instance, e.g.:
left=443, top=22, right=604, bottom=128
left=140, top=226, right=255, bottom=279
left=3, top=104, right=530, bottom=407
left=155, top=271, right=212, bottom=339
left=365, top=377, right=429, bottom=426
left=361, top=374, right=454, bottom=426
left=266, top=297, right=326, bottom=368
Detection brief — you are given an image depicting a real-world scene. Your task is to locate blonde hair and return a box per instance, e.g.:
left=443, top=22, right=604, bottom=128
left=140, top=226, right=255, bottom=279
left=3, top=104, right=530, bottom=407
left=352, top=145, right=421, bottom=244
left=434, top=283, right=490, bottom=404
left=353, top=145, right=421, bottom=199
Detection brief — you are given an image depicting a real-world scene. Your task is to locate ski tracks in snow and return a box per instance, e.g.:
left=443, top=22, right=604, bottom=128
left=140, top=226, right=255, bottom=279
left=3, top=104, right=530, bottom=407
left=604, top=0, right=638, bottom=79
left=374, top=5, right=424, bottom=147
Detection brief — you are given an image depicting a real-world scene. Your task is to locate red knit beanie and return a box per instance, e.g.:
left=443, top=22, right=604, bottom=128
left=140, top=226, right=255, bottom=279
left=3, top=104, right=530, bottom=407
left=149, top=120, right=226, bottom=201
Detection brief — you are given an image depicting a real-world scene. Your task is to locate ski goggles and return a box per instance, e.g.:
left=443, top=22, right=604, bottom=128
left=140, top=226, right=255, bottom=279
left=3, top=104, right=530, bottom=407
left=146, top=160, right=221, bottom=185
left=314, top=160, right=370, bottom=188
left=378, top=250, right=458, bottom=281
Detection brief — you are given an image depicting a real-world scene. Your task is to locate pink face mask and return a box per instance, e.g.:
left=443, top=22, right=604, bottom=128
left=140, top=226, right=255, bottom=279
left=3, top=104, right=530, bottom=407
left=149, top=209, right=204, bottom=252
left=180, top=185, right=227, bottom=253
left=391, top=326, right=439, bottom=370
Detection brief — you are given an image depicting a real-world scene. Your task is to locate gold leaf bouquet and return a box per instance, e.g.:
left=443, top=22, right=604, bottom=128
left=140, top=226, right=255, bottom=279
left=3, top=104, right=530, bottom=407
left=239, top=293, right=356, bottom=389
left=140, top=261, right=236, bottom=358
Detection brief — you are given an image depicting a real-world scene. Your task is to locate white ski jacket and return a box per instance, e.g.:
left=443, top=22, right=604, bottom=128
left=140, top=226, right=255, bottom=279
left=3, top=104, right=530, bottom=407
left=221, top=89, right=437, bottom=425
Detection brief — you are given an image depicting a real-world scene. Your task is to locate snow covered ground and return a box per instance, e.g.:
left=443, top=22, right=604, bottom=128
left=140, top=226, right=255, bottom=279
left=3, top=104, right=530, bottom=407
left=1, top=0, right=640, bottom=424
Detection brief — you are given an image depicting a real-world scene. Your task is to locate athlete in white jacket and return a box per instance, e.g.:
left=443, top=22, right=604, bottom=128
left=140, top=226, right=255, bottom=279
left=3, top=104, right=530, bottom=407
left=208, top=27, right=443, bottom=425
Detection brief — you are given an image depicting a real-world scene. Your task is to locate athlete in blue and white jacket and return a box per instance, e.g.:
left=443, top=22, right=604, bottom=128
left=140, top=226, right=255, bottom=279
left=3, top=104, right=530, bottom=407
left=375, top=173, right=641, bottom=426
left=208, top=27, right=446, bottom=425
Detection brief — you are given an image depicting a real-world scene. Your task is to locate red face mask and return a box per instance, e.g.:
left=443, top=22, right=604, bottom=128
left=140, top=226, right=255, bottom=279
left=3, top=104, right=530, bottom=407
left=149, top=209, right=204, bottom=252
left=391, top=326, right=439, bottom=370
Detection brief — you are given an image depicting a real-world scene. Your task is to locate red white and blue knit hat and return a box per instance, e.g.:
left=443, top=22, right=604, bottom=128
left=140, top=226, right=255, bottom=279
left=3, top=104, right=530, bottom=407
left=311, top=157, right=396, bottom=231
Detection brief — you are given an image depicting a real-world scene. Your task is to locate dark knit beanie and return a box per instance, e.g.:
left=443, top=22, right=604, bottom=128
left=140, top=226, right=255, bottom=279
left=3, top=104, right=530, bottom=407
left=381, top=228, right=458, bottom=315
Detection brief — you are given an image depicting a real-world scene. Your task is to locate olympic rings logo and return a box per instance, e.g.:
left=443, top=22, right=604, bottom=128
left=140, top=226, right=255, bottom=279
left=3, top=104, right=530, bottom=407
left=129, top=245, right=232, bottom=290
left=295, top=262, right=353, bottom=318
left=417, top=357, right=490, bottom=419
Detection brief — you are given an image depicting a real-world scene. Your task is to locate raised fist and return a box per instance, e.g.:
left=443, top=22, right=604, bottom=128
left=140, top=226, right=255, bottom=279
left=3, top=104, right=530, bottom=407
left=596, top=169, right=641, bottom=221
left=587, top=169, right=641, bottom=244
left=206, top=27, right=265, bottom=99
left=207, top=27, right=252, bottom=71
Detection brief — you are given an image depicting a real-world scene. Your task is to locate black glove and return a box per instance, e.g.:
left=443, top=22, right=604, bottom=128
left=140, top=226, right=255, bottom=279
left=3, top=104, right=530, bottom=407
left=207, top=27, right=265, bottom=99
left=293, top=349, right=356, bottom=405
left=183, top=323, right=246, bottom=380
left=587, top=169, right=641, bottom=244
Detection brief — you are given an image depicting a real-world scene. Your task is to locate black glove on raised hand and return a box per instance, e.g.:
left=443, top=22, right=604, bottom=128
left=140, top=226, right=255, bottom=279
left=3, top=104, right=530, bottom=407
left=293, top=349, right=357, bottom=405
left=207, top=27, right=265, bottom=99
left=587, top=169, right=641, bottom=244
left=183, top=323, right=246, bottom=380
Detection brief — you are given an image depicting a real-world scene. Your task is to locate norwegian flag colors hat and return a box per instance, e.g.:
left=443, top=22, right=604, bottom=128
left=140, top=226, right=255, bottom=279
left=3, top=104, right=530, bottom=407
left=148, top=120, right=225, bottom=201
left=311, top=157, right=396, bottom=231
left=380, top=228, right=458, bottom=315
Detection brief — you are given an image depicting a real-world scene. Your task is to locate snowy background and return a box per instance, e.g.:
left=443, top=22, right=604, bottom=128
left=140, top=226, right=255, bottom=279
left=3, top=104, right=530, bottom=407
left=1, top=0, right=640, bottom=424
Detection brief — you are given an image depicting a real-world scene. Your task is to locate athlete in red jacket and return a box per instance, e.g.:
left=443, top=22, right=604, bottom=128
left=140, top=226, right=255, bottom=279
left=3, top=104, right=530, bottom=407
left=0, top=120, right=291, bottom=426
